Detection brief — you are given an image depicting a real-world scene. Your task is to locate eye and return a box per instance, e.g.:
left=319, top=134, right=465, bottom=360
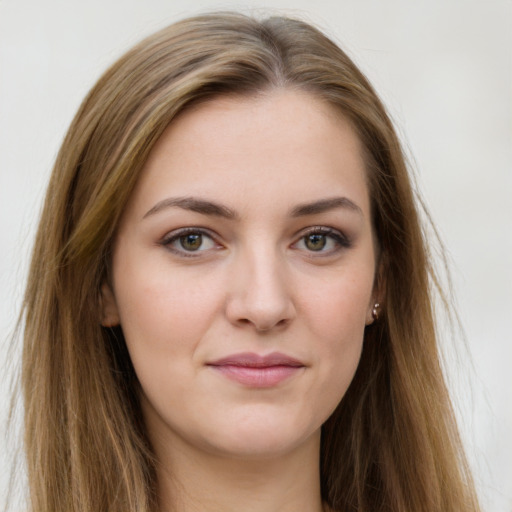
left=160, top=228, right=219, bottom=256
left=304, top=233, right=329, bottom=251
left=293, top=227, right=350, bottom=254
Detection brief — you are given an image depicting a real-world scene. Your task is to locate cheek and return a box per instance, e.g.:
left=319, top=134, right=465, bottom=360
left=301, top=268, right=372, bottom=400
left=111, top=248, right=222, bottom=368
left=303, top=266, right=372, bottom=343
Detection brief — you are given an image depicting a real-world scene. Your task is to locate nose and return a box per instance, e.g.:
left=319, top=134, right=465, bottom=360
left=225, top=246, right=296, bottom=332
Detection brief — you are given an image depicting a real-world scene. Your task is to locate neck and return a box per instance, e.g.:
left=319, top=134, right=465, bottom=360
left=155, top=431, right=325, bottom=512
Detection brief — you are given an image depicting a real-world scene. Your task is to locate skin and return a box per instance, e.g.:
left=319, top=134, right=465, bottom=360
left=102, top=90, right=378, bottom=512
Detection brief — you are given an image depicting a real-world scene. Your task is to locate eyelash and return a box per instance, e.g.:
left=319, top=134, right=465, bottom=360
left=159, top=226, right=351, bottom=257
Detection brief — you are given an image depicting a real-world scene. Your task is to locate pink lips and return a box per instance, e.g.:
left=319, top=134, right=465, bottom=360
left=207, top=352, right=305, bottom=388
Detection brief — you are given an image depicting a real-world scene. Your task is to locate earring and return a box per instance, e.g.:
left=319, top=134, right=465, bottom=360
left=371, top=303, right=380, bottom=321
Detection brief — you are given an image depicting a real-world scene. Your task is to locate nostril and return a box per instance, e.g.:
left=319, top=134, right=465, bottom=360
left=255, top=318, right=290, bottom=332
left=234, top=316, right=289, bottom=332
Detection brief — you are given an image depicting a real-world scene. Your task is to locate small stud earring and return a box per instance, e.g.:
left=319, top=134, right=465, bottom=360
left=371, top=303, right=380, bottom=321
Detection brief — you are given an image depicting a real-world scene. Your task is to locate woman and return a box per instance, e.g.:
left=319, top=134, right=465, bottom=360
left=19, top=11, right=480, bottom=512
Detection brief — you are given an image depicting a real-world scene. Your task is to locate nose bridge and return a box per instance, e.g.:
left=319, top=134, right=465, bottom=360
left=226, top=236, right=295, bottom=331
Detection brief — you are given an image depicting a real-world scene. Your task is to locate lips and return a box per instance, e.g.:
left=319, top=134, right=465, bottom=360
left=207, top=352, right=305, bottom=388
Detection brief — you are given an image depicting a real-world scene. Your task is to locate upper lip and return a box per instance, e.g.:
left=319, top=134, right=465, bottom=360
left=207, top=352, right=305, bottom=368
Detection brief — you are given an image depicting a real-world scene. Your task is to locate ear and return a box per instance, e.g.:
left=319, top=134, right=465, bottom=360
left=365, top=259, right=386, bottom=325
left=100, top=282, right=120, bottom=327
left=365, top=300, right=381, bottom=325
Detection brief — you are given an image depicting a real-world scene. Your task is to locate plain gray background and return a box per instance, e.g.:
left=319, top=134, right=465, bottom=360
left=1, top=0, right=511, bottom=510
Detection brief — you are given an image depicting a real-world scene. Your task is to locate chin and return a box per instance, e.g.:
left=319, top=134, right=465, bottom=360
left=194, top=414, right=322, bottom=460
left=203, top=434, right=318, bottom=461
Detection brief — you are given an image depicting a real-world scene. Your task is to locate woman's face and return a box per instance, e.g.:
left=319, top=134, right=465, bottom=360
left=102, top=90, right=378, bottom=460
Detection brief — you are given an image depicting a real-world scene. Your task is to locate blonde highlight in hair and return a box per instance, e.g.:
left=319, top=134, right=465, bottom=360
left=19, top=12, right=480, bottom=512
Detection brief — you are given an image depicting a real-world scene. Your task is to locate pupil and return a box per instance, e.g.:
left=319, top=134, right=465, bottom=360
left=180, top=233, right=202, bottom=251
left=306, top=234, right=326, bottom=251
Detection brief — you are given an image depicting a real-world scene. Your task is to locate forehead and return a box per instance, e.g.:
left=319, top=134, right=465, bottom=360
left=125, top=89, right=370, bottom=220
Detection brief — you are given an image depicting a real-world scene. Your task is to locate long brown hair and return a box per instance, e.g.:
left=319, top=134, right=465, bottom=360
left=19, top=12, right=480, bottom=512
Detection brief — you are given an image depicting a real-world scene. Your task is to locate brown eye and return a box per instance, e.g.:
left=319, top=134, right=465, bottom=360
left=292, top=227, right=351, bottom=255
left=304, top=233, right=327, bottom=251
left=180, top=233, right=203, bottom=251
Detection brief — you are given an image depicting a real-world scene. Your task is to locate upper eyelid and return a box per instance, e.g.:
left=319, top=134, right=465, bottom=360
left=295, top=225, right=349, bottom=240
left=298, top=225, right=337, bottom=234
left=160, top=226, right=218, bottom=242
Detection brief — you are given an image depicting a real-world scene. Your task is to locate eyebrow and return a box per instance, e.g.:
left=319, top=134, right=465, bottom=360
left=290, top=197, right=363, bottom=217
left=143, top=195, right=362, bottom=220
left=143, top=196, right=238, bottom=220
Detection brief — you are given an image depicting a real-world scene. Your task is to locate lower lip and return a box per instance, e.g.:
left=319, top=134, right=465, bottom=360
left=209, top=365, right=303, bottom=388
